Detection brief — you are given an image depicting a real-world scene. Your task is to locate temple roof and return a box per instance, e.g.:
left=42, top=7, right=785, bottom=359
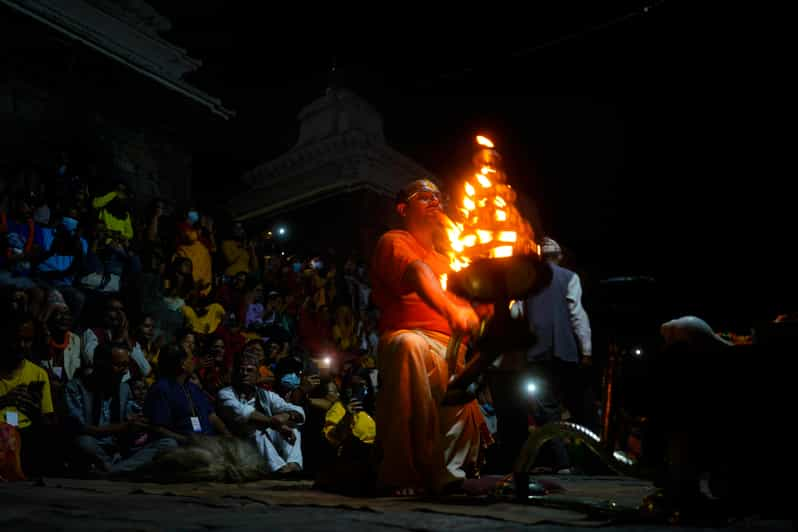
left=230, top=88, right=434, bottom=221
left=1, top=0, right=234, bottom=119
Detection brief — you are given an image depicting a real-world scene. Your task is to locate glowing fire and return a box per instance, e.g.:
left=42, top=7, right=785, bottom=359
left=476, top=136, right=495, bottom=148
left=439, top=135, right=537, bottom=275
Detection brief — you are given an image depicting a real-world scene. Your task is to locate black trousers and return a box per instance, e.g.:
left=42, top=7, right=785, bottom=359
left=489, top=357, right=593, bottom=473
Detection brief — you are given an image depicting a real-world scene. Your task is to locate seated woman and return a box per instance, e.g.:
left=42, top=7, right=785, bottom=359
left=35, top=298, right=81, bottom=429
left=38, top=300, right=82, bottom=384
left=174, top=210, right=213, bottom=297
left=162, top=257, right=225, bottom=336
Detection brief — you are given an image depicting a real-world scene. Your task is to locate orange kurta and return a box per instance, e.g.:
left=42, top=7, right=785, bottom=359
left=371, top=230, right=482, bottom=491
left=371, top=230, right=451, bottom=335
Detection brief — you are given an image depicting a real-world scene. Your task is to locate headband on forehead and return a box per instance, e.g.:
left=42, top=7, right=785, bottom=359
left=396, top=179, right=441, bottom=205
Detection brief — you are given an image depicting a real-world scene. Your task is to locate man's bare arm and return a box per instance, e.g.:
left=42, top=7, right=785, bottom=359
left=402, top=260, right=479, bottom=334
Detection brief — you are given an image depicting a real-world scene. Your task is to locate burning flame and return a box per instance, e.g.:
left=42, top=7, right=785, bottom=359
left=476, top=136, right=495, bottom=148
left=439, top=135, right=537, bottom=276
left=497, top=231, right=517, bottom=242
left=476, top=174, right=492, bottom=188
left=490, top=246, right=513, bottom=258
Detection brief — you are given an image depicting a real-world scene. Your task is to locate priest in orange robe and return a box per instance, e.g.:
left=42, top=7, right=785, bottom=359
left=371, top=179, right=485, bottom=495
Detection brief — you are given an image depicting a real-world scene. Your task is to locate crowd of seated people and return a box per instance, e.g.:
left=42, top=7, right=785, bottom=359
left=0, top=161, right=388, bottom=485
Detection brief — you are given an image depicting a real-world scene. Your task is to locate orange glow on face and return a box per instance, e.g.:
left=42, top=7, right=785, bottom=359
left=476, top=135, right=494, bottom=148
left=476, top=174, right=492, bottom=188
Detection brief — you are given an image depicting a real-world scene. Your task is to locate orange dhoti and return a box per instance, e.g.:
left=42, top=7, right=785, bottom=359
left=376, top=328, right=483, bottom=492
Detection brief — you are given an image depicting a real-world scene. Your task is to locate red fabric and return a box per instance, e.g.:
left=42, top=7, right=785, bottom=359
left=198, top=365, right=229, bottom=398
left=297, top=305, right=333, bottom=356
left=216, top=285, right=245, bottom=320
left=215, top=326, right=247, bottom=369
left=0, top=423, right=25, bottom=481
left=370, top=230, right=451, bottom=335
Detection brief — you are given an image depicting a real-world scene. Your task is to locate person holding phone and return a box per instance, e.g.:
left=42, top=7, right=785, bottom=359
left=0, top=315, right=55, bottom=476
left=315, top=372, right=377, bottom=495
left=323, top=374, right=375, bottom=449
left=64, top=342, right=177, bottom=475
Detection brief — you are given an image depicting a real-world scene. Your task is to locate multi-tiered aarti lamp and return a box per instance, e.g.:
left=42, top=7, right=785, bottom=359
left=440, top=136, right=552, bottom=403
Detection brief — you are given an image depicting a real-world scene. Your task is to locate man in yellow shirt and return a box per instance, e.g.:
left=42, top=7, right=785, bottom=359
left=91, top=182, right=134, bottom=241
left=0, top=315, right=55, bottom=475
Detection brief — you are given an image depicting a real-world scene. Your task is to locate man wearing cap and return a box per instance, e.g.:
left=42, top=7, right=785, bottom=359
left=370, top=179, right=484, bottom=495
left=495, top=236, right=593, bottom=473
left=216, top=350, right=305, bottom=474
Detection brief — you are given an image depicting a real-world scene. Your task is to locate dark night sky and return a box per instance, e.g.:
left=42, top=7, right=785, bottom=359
left=150, top=2, right=791, bottom=327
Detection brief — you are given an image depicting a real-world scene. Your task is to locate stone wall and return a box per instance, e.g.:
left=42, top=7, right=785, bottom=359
left=0, top=5, right=203, bottom=215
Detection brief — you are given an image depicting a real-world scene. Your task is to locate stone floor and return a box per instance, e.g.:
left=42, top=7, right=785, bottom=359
left=0, top=477, right=792, bottom=531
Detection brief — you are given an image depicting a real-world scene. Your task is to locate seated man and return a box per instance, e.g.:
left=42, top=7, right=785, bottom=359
left=216, top=350, right=304, bottom=474
left=82, top=297, right=151, bottom=379
left=0, top=314, right=55, bottom=476
left=64, top=342, right=176, bottom=475
left=144, top=345, right=230, bottom=443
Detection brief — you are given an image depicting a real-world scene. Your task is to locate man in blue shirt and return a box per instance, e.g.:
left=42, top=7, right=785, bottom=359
left=34, top=211, right=88, bottom=321
left=0, top=193, right=45, bottom=289
left=144, top=344, right=231, bottom=443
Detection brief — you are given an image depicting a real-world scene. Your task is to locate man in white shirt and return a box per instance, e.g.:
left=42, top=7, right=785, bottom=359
left=82, top=297, right=150, bottom=379
left=216, top=351, right=305, bottom=474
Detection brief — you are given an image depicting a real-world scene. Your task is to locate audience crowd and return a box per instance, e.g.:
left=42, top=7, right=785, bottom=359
left=0, top=162, right=391, bottom=486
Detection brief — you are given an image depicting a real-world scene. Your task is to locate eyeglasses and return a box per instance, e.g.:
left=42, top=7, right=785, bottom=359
left=408, top=191, right=442, bottom=204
